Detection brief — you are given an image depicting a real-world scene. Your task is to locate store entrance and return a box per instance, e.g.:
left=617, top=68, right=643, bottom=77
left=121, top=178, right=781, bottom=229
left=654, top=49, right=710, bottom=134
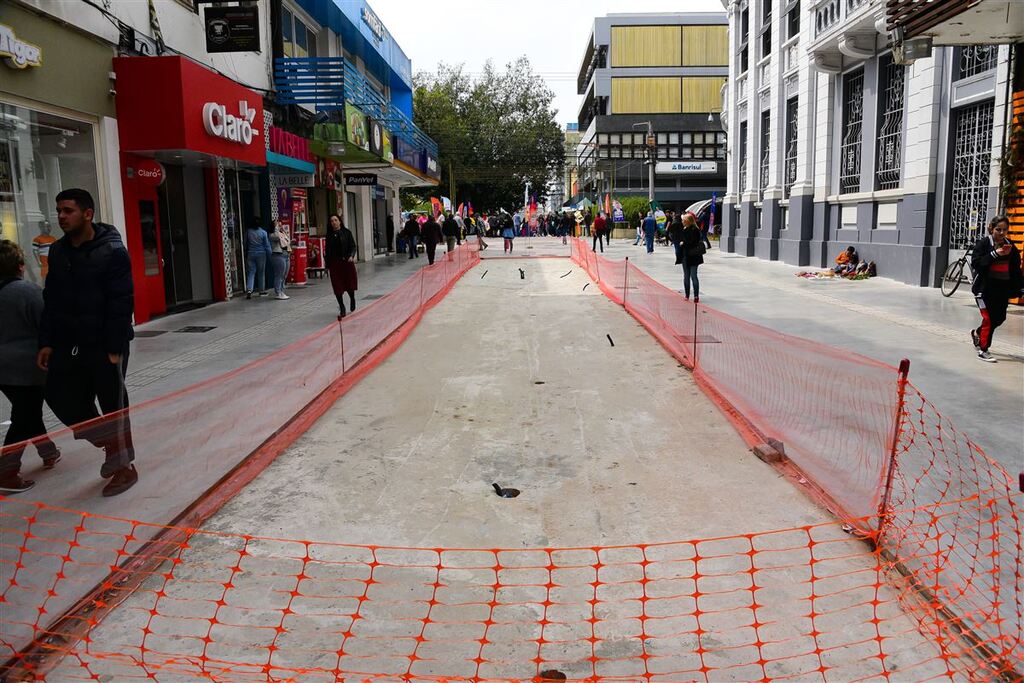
left=157, top=164, right=193, bottom=309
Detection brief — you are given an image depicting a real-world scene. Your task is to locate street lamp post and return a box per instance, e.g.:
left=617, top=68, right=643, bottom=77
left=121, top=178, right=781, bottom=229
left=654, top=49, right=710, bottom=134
left=632, top=121, right=655, bottom=202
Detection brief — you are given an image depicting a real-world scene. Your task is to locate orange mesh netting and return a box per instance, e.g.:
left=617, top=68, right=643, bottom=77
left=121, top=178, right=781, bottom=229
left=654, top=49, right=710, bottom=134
left=0, top=242, right=1020, bottom=681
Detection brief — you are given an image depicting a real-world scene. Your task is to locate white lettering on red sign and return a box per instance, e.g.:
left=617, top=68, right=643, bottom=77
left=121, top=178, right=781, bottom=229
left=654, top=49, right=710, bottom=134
left=202, top=100, right=259, bottom=146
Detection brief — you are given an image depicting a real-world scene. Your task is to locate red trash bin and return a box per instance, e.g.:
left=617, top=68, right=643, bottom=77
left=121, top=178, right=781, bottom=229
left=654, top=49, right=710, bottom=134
left=288, top=242, right=308, bottom=285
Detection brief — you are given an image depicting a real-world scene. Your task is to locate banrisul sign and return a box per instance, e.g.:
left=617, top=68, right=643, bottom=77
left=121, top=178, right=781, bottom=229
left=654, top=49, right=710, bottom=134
left=0, top=23, right=42, bottom=69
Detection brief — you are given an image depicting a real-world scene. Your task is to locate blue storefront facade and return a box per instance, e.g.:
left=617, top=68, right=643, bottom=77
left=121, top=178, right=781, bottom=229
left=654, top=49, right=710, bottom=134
left=272, top=0, right=439, bottom=261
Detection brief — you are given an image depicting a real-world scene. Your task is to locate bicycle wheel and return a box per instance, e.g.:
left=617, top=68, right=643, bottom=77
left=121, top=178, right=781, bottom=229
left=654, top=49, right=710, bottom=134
left=941, top=259, right=965, bottom=297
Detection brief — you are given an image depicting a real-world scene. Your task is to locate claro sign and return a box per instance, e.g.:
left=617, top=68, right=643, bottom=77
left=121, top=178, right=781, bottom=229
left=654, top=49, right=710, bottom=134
left=202, top=100, right=260, bottom=146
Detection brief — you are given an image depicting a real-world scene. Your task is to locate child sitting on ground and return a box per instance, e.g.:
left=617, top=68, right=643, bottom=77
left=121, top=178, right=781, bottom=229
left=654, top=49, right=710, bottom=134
left=833, top=246, right=860, bottom=275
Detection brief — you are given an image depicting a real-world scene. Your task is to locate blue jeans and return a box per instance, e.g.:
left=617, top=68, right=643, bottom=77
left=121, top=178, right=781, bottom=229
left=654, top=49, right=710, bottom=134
left=682, top=261, right=700, bottom=299
left=644, top=233, right=655, bottom=253
left=246, top=251, right=267, bottom=293
left=272, top=252, right=289, bottom=294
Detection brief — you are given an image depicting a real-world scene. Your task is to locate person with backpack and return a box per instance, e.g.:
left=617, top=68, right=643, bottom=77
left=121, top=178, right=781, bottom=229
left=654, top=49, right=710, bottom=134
left=680, top=213, right=705, bottom=302
left=970, top=215, right=1023, bottom=362
left=0, top=240, right=61, bottom=494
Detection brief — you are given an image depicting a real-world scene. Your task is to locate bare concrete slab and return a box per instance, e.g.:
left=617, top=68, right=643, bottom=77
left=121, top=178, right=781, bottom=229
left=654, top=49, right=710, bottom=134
left=43, top=259, right=959, bottom=681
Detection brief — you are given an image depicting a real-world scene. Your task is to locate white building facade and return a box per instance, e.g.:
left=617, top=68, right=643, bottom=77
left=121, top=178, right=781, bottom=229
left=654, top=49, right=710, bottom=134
left=721, top=0, right=1014, bottom=286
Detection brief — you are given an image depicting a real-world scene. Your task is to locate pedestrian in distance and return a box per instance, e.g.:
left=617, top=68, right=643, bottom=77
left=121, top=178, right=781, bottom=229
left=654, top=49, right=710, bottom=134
left=244, top=220, right=272, bottom=299
left=642, top=211, right=658, bottom=254
left=403, top=214, right=420, bottom=259
left=0, top=240, right=61, bottom=494
left=559, top=213, right=571, bottom=245
left=385, top=214, right=396, bottom=254
left=36, top=188, right=138, bottom=496
left=633, top=212, right=644, bottom=246
left=970, top=215, right=1023, bottom=362
left=443, top=211, right=459, bottom=255
left=269, top=220, right=291, bottom=300
left=680, top=213, right=705, bottom=302
left=502, top=214, right=516, bottom=253
left=592, top=211, right=607, bottom=253
left=325, top=214, right=358, bottom=319
left=583, top=209, right=593, bottom=238
left=667, top=214, right=685, bottom=268
left=421, top=213, right=443, bottom=265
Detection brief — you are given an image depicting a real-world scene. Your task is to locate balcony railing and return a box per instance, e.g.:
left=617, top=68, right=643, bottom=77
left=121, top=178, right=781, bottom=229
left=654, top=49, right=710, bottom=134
left=813, top=0, right=880, bottom=41
left=274, top=57, right=438, bottom=157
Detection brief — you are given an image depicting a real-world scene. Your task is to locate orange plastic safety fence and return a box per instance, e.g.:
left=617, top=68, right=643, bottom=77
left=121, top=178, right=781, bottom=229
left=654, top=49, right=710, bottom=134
left=2, top=497, right=1011, bottom=682
left=568, top=239, right=1023, bottom=679
left=0, top=243, right=482, bottom=678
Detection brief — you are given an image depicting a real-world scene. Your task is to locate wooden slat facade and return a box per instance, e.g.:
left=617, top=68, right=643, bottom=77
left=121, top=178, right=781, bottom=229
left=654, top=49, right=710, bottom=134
left=611, top=26, right=682, bottom=67
left=681, top=26, right=729, bottom=66
left=681, top=76, right=728, bottom=112
left=611, top=77, right=683, bottom=113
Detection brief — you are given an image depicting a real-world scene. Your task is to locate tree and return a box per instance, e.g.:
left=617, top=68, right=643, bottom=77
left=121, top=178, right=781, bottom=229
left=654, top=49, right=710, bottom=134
left=412, top=57, right=565, bottom=212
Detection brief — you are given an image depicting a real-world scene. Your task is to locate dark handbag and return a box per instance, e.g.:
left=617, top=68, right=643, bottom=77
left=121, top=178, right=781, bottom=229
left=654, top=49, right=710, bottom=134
left=696, top=242, right=708, bottom=256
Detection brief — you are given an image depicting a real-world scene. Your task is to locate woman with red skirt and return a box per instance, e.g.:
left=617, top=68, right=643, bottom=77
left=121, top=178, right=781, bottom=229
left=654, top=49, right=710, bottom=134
left=325, top=214, right=357, bottom=319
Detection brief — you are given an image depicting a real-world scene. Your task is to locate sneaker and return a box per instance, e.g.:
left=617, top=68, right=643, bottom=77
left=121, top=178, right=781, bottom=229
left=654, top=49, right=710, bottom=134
left=274, top=293, right=290, bottom=300
left=977, top=350, right=997, bottom=363
left=0, top=474, right=35, bottom=494
left=258, top=291, right=269, bottom=297
left=42, top=452, right=61, bottom=470
left=246, top=291, right=253, bottom=300
left=102, top=465, right=138, bottom=497
left=970, top=329, right=981, bottom=351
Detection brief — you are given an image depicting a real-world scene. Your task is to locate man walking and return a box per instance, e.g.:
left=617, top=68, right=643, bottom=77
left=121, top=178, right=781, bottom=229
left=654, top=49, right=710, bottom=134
left=442, top=211, right=459, bottom=255
left=37, top=188, right=138, bottom=496
left=421, top=213, right=443, bottom=265
left=403, top=214, right=420, bottom=259
left=592, top=211, right=607, bottom=253
left=642, top=211, right=658, bottom=254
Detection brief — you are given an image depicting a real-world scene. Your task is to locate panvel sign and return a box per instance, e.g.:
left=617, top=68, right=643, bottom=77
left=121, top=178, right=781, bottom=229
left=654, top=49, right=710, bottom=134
left=113, top=56, right=266, bottom=166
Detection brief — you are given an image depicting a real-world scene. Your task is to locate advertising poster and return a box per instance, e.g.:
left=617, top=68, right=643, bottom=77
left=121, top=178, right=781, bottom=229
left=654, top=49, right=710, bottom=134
left=345, top=104, right=369, bottom=151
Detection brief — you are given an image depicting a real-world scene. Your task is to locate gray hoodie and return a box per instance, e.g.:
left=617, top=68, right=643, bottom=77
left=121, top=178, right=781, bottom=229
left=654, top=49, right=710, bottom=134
left=0, top=278, right=46, bottom=386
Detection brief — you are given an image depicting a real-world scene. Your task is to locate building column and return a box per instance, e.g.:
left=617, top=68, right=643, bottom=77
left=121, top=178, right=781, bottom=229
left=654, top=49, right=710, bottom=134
left=779, top=63, right=817, bottom=266
left=356, top=186, right=373, bottom=262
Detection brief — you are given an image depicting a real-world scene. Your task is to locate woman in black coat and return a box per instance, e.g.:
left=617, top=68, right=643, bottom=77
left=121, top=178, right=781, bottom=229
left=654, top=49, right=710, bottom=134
left=970, top=215, right=1023, bottom=361
left=325, top=214, right=357, bottom=319
left=680, top=213, right=704, bottom=302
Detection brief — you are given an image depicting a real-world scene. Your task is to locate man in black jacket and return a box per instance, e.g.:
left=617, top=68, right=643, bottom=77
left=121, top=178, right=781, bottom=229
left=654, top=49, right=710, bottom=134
left=970, top=215, right=1023, bottom=362
left=403, top=215, right=420, bottom=259
left=421, top=215, right=443, bottom=265
left=37, top=188, right=138, bottom=496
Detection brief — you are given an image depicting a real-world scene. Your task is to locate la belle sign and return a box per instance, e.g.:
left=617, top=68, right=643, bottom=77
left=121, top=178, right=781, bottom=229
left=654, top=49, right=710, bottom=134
left=202, top=100, right=260, bottom=146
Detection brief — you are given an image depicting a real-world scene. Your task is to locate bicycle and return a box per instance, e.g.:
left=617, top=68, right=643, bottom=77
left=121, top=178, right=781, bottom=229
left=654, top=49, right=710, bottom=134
left=941, top=246, right=974, bottom=297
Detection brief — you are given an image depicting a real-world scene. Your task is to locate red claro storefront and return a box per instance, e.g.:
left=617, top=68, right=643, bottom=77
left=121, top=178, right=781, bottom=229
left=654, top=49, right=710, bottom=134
left=113, top=56, right=266, bottom=323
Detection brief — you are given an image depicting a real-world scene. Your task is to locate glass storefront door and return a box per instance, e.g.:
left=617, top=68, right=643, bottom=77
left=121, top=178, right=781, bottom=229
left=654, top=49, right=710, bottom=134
left=0, top=102, right=101, bottom=285
left=222, top=167, right=260, bottom=295
left=157, top=164, right=193, bottom=307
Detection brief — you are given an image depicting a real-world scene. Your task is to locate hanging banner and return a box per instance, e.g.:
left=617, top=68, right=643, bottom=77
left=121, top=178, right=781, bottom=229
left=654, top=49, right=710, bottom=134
left=204, top=5, right=261, bottom=54
left=345, top=104, right=370, bottom=152
left=612, top=200, right=625, bottom=222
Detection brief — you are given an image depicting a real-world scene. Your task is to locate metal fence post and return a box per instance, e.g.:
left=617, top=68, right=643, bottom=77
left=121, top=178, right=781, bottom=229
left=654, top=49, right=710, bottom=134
left=877, top=358, right=911, bottom=539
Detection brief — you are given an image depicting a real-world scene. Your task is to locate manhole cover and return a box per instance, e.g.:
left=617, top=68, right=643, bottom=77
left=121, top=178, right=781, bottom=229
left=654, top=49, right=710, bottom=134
left=492, top=483, right=520, bottom=498
left=174, top=326, right=217, bottom=333
left=134, top=330, right=168, bottom=338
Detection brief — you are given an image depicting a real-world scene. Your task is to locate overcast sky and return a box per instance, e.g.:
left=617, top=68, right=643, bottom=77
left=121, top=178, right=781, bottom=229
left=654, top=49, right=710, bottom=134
left=372, top=0, right=726, bottom=126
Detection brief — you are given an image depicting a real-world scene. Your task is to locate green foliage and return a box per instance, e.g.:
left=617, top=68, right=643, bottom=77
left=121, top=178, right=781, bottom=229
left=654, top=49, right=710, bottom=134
left=412, top=58, right=565, bottom=212
left=613, top=196, right=651, bottom=225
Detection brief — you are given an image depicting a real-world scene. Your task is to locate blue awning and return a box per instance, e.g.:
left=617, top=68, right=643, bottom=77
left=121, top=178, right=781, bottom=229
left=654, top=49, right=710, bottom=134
left=267, top=151, right=315, bottom=173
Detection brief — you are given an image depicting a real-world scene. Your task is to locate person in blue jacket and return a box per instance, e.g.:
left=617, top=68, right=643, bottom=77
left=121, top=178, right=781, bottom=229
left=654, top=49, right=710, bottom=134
left=245, top=220, right=272, bottom=298
left=642, top=211, right=658, bottom=254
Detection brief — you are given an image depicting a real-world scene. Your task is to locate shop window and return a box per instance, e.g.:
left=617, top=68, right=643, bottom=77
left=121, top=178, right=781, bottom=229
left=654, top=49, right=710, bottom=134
left=0, top=103, right=100, bottom=285
left=282, top=8, right=293, bottom=57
